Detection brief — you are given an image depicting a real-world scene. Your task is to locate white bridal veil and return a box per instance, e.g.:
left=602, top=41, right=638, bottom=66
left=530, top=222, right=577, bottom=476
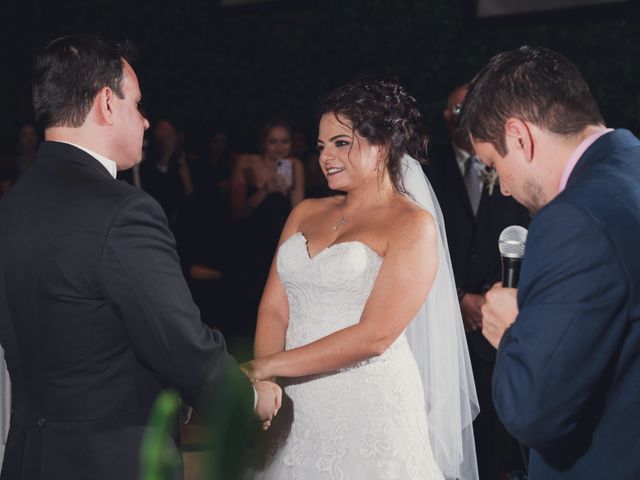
left=401, top=154, right=480, bottom=480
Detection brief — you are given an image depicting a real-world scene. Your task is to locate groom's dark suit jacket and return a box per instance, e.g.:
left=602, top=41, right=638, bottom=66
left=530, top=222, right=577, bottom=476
left=0, top=142, right=253, bottom=480
left=493, top=129, right=640, bottom=479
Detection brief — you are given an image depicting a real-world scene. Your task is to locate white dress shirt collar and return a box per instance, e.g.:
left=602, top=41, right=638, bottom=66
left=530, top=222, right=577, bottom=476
left=61, top=142, right=118, bottom=179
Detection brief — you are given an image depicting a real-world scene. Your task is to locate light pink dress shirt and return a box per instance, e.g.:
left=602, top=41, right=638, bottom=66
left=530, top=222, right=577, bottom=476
left=559, top=128, right=613, bottom=192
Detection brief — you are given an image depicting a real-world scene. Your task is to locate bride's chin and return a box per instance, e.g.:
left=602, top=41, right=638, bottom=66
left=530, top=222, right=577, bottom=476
left=327, top=179, right=350, bottom=191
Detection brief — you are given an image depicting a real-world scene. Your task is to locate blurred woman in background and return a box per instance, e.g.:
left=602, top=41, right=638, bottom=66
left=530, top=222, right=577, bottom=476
left=228, top=119, right=304, bottom=348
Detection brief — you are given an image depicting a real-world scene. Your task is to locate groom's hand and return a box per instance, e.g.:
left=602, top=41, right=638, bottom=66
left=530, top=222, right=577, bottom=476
left=253, top=380, right=282, bottom=428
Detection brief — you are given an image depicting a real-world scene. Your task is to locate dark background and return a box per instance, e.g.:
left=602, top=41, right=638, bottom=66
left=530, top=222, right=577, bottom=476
left=1, top=0, right=638, bottom=153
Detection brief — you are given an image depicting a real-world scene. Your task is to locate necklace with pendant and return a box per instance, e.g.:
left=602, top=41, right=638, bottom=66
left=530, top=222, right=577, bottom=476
left=331, top=201, right=350, bottom=231
left=331, top=214, right=347, bottom=231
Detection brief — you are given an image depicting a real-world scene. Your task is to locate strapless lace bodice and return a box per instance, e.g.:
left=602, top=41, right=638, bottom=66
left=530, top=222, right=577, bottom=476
left=278, top=232, right=383, bottom=346
left=248, top=232, right=443, bottom=480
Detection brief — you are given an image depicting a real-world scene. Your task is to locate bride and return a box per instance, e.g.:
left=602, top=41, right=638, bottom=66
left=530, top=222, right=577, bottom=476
left=242, top=79, right=479, bottom=479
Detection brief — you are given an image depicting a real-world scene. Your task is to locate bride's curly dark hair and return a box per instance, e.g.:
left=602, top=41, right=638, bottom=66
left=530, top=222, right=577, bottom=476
left=319, top=78, right=428, bottom=194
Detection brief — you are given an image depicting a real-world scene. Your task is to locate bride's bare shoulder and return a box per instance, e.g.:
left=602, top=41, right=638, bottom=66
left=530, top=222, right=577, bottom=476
left=282, top=196, right=342, bottom=238
left=387, top=194, right=436, bottom=241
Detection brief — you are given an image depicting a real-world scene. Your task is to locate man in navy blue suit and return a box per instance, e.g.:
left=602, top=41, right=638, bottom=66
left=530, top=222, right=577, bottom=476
left=460, top=46, right=640, bottom=479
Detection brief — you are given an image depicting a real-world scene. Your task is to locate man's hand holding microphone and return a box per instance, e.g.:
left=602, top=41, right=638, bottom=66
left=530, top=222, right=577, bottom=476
left=481, top=226, right=527, bottom=348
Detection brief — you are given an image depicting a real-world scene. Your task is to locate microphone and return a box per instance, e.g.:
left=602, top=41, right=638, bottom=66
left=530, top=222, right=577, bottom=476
left=499, top=225, right=530, bottom=472
left=499, top=225, right=528, bottom=288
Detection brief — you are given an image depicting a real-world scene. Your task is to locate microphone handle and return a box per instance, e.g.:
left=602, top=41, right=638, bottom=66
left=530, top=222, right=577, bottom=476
left=500, top=254, right=529, bottom=472
left=501, top=256, right=523, bottom=288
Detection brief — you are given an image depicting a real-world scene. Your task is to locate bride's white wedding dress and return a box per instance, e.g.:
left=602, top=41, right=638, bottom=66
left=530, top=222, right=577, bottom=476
left=248, top=231, right=444, bottom=480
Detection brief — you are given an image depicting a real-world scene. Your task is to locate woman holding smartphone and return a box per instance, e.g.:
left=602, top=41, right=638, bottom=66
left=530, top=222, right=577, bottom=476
left=231, top=119, right=305, bottom=221
left=229, top=119, right=305, bottom=343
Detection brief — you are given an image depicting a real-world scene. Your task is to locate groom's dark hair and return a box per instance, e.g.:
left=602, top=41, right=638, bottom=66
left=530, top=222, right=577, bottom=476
left=33, top=34, right=136, bottom=129
left=460, top=46, right=603, bottom=155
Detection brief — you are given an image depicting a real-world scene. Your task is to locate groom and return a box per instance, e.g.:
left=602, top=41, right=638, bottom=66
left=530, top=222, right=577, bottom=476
left=461, top=46, right=640, bottom=479
left=0, top=35, right=281, bottom=480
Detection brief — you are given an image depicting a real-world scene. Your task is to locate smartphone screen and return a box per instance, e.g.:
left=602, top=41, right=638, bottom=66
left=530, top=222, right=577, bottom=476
left=276, top=158, right=294, bottom=190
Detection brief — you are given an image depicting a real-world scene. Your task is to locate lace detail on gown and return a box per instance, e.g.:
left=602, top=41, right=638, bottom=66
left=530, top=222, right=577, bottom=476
left=247, top=232, right=444, bottom=480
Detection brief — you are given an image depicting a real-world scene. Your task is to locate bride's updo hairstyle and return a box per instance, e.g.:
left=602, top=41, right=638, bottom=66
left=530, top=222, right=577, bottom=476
left=319, top=78, right=428, bottom=194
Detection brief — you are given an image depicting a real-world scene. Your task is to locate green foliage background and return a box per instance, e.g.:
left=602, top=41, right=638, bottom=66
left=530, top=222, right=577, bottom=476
left=1, top=0, right=638, bottom=151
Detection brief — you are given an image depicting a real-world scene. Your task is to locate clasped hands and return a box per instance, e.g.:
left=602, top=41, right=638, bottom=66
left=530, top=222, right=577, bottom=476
left=241, top=358, right=280, bottom=430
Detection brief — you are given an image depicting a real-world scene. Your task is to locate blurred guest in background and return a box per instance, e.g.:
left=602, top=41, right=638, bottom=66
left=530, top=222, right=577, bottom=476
left=203, top=128, right=234, bottom=196
left=229, top=119, right=304, bottom=347
left=177, top=127, right=237, bottom=329
left=140, top=118, right=193, bottom=228
left=291, top=128, right=328, bottom=199
left=231, top=119, right=304, bottom=220
left=425, top=83, right=529, bottom=480
left=289, top=129, right=308, bottom=161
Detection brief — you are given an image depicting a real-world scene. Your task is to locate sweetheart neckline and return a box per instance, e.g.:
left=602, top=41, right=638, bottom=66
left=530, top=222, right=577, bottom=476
left=285, top=231, right=383, bottom=261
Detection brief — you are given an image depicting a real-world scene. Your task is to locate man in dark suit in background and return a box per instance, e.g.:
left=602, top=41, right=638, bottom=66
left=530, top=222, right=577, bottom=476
left=465, top=46, right=640, bottom=479
left=0, top=35, right=281, bottom=480
left=425, top=83, right=529, bottom=479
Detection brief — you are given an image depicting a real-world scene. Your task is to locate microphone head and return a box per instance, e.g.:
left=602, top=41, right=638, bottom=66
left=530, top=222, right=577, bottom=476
left=499, top=225, right=528, bottom=259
